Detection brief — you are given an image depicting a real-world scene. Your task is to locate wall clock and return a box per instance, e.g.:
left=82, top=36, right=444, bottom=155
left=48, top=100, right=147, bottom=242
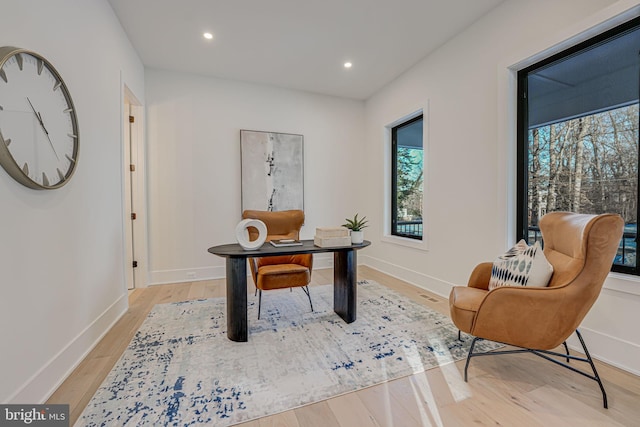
left=0, top=46, right=79, bottom=189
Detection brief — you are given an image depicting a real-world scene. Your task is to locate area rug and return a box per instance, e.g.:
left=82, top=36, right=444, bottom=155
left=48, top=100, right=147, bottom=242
left=77, top=280, right=502, bottom=426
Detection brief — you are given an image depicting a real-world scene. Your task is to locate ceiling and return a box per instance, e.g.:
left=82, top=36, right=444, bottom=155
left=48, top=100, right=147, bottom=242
left=528, top=25, right=639, bottom=127
left=107, top=0, right=504, bottom=100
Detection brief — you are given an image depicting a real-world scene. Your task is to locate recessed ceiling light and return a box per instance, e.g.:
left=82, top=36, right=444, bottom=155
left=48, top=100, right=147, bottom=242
left=344, top=62, right=352, bottom=69
left=203, top=32, right=214, bottom=40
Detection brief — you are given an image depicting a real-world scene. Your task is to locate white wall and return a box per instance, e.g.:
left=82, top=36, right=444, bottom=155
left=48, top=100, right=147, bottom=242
left=145, top=69, right=364, bottom=284
left=145, top=0, right=640, bottom=375
left=364, top=0, right=640, bottom=375
left=0, top=0, right=144, bottom=402
left=4, top=0, right=636, bottom=406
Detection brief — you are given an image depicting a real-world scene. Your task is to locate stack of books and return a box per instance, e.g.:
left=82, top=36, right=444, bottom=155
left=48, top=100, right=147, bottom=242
left=314, top=227, right=351, bottom=247
left=269, top=239, right=303, bottom=247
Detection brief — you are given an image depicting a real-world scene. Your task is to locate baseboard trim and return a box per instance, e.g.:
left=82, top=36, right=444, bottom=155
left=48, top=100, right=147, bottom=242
left=149, top=266, right=226, bottom=285
left=360, top=254, right=454, bottom=298
left=312, top=254, right=333, bottom=270
left=566, top=326, right=640, bottom=376
left=149, top=255, right=335, bottom=286
left=8, top=293, right=129, bottom=404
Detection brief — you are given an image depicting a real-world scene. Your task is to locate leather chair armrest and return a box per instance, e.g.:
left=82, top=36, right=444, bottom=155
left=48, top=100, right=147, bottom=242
left=472, top=285, right=575, bottom=349
left=293, top=254, right=313, bottom=271
left=467, top=262, right=493, bottom=290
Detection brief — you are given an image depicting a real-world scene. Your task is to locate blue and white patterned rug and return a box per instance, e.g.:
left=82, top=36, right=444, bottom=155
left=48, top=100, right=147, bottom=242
left=77, top=280, right=501, bottom=426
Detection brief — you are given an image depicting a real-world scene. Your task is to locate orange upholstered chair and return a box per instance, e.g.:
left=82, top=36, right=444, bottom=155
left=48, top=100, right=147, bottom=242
left=449, top=212, right=623, bottom=408
left=242, top=209, right=313, bottom=319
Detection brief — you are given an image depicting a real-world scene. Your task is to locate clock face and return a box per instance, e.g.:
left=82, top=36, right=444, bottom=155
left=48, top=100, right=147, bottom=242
left=0, top=47, right=79, bottom=189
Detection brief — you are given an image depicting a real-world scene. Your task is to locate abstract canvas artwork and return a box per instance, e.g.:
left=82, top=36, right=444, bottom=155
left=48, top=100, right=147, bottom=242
left=240, top=130, right=304, bottom=211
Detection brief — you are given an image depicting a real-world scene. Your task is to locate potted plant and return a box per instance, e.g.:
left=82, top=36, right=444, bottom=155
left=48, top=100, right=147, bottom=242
left=343, top=213, right=369, bottom=244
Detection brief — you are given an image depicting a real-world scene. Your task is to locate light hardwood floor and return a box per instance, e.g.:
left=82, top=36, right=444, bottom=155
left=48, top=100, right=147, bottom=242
left=48, top=266, right=640, bottom=426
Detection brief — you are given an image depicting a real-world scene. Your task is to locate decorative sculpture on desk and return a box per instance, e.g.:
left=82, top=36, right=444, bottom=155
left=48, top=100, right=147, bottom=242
left=235, top=218, right=267, bottom=250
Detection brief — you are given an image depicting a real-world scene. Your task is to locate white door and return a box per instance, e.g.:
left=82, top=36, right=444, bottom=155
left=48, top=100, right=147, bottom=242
left=123, top=87, right=146, bottom=289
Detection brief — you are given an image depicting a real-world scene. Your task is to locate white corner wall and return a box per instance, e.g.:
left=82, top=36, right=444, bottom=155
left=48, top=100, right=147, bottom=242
left=0, top=0, right=144, bottom=403
left=363, top=0, right=640, bottom=375
left=145, top=69, right=364, bottom=284
left=3, top=1, right=636, bottom=407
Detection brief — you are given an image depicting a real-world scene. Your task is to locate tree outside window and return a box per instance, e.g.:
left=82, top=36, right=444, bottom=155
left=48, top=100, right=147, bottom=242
left=392, top=115, right=423, bottom=239
left=518, top=18, right=639, bottom=274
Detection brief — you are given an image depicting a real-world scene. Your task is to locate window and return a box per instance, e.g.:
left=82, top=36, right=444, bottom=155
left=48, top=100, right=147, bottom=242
left=391, top=115, right=424, bottom=239
left=517, top=17, right=640, bottom=274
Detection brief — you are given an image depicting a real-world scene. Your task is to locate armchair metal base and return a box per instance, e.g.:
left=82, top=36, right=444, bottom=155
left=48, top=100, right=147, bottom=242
left=463, top=329, right=608, bottom=408
left=257, top=286, right=314, bottom=319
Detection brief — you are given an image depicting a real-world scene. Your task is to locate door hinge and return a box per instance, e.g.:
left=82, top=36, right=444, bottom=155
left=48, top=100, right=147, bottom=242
left=131, top=212, right=137, bottom=220
left=129, top=115, right=135, bottom=123
left=132, top=260, right=138, bottom=268
left=130, top=164, right=136, bottom=172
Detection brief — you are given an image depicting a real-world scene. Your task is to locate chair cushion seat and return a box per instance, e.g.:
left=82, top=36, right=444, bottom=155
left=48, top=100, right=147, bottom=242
left=449, top=286, right=487, bottom=334
left=257, top=264, right=310, bottom=290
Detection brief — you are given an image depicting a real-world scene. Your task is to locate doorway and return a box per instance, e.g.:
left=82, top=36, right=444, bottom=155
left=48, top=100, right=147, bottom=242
left=123, top=86, right=146, bottom=289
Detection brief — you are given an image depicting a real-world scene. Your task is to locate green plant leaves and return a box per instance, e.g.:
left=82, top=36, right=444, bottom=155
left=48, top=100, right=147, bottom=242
left=342, top=213, right=368, bottom=231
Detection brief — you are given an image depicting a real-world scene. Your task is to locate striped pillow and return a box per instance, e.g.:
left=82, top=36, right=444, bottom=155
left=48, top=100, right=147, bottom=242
left=488, top=239, right=553, bottom=290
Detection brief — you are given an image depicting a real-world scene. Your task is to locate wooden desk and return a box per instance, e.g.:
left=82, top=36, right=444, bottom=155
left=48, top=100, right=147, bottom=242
left=208, top=240, right=370, bottom=342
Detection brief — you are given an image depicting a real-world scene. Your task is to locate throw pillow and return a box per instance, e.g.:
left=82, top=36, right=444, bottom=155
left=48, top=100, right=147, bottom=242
left=488, top=239, right=553, bottom=290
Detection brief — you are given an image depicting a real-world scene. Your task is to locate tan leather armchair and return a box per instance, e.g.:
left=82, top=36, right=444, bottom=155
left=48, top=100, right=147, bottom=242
left=449, top=212, right=624, bottom=408
left=242, top=209, right=313, bottom=319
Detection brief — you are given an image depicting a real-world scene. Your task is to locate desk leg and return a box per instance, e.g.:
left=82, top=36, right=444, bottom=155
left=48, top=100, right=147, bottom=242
left=226, top=258, right=248, bottom=342
left=334, top=249, right=357, bottom=323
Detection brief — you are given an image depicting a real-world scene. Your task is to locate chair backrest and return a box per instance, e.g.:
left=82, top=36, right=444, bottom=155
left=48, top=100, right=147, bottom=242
left=242, top=209, right=304, bottom=241
left=539, top=212, right=623, bottom=334
left=241, top=210, right=312, bottom=284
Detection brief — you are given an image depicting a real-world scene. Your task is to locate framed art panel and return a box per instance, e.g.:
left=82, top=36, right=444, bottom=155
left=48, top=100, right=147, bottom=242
left=240, top=130, right=304, bottom=211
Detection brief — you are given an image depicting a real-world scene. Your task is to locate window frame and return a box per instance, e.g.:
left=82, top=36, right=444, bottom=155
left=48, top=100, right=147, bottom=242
left=516, top=16, right=640, bottom=276
left=391, top=114, right=424, bottom=240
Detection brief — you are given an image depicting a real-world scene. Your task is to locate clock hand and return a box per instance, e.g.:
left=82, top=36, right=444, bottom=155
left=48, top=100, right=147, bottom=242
left=26, top=97, right=59, bottom=160
left=26, top=97, right=44, bottom=126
